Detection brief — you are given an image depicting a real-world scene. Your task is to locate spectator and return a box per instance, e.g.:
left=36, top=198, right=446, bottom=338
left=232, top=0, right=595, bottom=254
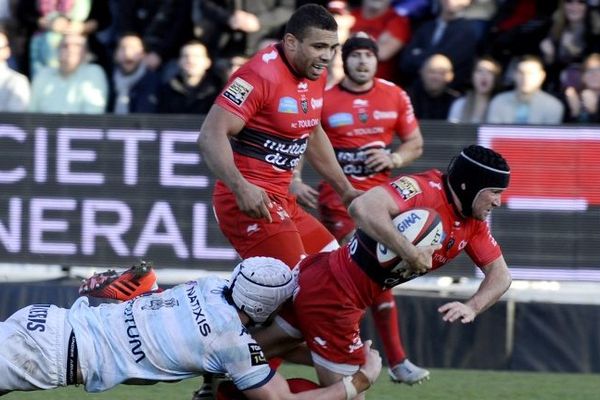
left=539, top=0, right=600, bottom=94
left=158, top=40, right=223, bottom=114
left=400, top=0, right=478, bottom=89
left=109, top=33, right=160, bottom=114
left=448, top=56, right=502, bottom=123
left=16, top=0, right=111, bottom=78
left=350, top=0, right=412, bottom=82
left=409, top=53, right=460, bottom=119
left=462, top=0, right=498, bottom=45
left=487, top=55, right=564, bottom=124
left=0, top=28, right=30, bottom=111
left=196, top=0, right=295, bottom=59
left=563, top=52, right=600, bottom=122
left=485, top=0, right=559, bottom=70
left=29, top=33, right=107, bottom=114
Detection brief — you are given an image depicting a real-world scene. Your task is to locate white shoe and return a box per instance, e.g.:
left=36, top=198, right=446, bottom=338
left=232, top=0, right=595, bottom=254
left=388, top=359, right=430, bottom=385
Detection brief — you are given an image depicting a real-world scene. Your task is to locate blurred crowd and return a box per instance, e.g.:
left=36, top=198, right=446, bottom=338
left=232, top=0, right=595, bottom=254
left=1, top=0, right=599, bottom=123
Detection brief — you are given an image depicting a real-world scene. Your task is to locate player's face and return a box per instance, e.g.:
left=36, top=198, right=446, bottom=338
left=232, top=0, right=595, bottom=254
left=345, top=49, right=377, bottom=85
left=292, top=28, right=339, bottom=80
left=472, top=189, right=504, bottom=220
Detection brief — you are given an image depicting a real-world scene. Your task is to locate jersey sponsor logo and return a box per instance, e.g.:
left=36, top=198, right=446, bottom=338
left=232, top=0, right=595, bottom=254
left=141, top=298, right=179, bottom=310
left=429, top=181, right=442, bottom=190
left=301, top=98, right=308, bottom=113
left=390, top=177, right=421, bottom=200
left=311, top=97, right=323, bottom=109
left=278, top=96, right=299, bottom=113
left=262, top=49, right=278, bottom=63
left=26, top=304, right=51, bottom=332
left=124, top=300, right=146, bottom=363
left=248, top=343, right=268, bottom=366
left=328, top=112, right=354, bottom=127
left=222, top=77, right=253, bottom=107
left=374, top=110, right=398, bottom=120
left=350, top=126, right=384, bottom=136
left=297, top=82, right=308, bottom=92
left=353, top=98, right=368, bottom=107
left=291, top=118, right=319, bottom=129
left=186, top=284, right=212, bottom=337
left=458, top=240, right=468, bottom=250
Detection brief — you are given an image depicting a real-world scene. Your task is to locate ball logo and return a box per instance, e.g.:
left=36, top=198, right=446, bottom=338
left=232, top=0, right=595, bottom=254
left=378, top=243, right=388, bottom=255
left=396, top=213, right=421, bottom=233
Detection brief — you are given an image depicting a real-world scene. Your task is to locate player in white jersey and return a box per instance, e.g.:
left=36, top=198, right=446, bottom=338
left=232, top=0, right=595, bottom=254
left=0, top=257, right=381, bottom=400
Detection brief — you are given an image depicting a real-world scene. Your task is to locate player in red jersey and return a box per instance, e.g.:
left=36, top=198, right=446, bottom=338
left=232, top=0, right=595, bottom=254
left=197, top=4, right=361, bottom=269
left=292, top=32, right=426, bottom=385
left=350, top=0, right=411, bottom=82
left=257, top=145, right=513, bottom=398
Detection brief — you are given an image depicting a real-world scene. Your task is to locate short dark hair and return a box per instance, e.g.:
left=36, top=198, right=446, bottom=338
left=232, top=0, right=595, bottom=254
left=284, top=4, right=337, bottom=41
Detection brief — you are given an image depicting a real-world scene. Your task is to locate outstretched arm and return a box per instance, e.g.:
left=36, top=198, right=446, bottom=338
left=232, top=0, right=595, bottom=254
left=438, top=255, right=512, bottom=323
left=243, top=341, right=381, bottom=400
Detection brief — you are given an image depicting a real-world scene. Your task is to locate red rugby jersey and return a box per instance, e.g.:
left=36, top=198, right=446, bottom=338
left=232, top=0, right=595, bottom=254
left=331, top=169, right=502, bottom=296
left=321, top=79, right=418, bottom=191
left=215, top=44, right=327, bottom=196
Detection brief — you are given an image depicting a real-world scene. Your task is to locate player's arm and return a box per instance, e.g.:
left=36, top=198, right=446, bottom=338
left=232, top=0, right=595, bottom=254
left=289, top=156, right=319, bottom=209
left=348, top=186, right=440, bottom=274
left=438, top=255, right=512, bottom=323
left=377, top=31, right=405, bottom=62
left=364, top=126, right=424, bottom=172
left=243, top=342, right=381, bottom=400
left=197, top=104, right=272, bottom=221
left=304, top=123, right=361, bottom=206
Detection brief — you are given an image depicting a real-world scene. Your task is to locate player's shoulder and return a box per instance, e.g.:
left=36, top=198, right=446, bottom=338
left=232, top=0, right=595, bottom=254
left=242, top=45, right=285, bottom=82
left=374, top=78, right=409, bottom=98
left=388, top=170, right=444, bottom=201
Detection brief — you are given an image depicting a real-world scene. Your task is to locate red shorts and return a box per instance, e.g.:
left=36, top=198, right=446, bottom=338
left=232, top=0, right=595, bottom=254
left=213, top=187, right=335, bottom=268
left=280, top=252, right=367, bottom=366
left=318, top=182, right=355, bottom=242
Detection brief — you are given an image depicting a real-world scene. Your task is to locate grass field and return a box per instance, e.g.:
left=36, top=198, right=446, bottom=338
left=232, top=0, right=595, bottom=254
left=3, top=365, right=599, bottom=400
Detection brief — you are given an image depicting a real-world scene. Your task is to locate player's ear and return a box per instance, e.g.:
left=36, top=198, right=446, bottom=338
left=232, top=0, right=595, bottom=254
left=283, top=33, right=298, bottom=53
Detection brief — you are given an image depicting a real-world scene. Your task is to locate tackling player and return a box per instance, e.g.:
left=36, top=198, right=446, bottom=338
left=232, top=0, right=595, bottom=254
left=291, top=32, right=426, bottom=384
left=0, top=257, right=382, bottom=399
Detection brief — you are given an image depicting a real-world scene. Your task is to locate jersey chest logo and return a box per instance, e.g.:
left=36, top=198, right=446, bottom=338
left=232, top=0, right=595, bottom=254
left=390, top=177, right=422, bottom=200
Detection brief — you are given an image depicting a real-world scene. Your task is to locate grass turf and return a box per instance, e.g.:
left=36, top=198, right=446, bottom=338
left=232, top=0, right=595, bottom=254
left=3, top=365, right=599, bottom=399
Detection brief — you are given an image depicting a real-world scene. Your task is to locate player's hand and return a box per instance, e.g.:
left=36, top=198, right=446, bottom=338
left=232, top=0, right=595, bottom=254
left=290, top=180, right=318, bottom=209
left=404, top=244, right=441, bottom=275
left=364, top=148, right=394, bottom=172
left=234, top=181, right=273, bottom=222
left=438, top=301, right=477, bottom=323
left=359, top=340, right=382, bottom=384
left=341, top=188, right=364, bottom=208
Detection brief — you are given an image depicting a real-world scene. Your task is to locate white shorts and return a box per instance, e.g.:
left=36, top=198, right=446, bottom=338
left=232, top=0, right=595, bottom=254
left=0, top=304, right=71, bottom=392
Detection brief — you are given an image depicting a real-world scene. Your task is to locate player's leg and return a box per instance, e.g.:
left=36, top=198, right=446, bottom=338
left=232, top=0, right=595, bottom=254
left=371, top=291, right=430, bottom=385
left=290, top=253, right=368, bottom=399
left=317, top=182, right=356, bottom=244
left=291, top=197, right=339, bottom=255
left=0, top=305, right=70, bottom=393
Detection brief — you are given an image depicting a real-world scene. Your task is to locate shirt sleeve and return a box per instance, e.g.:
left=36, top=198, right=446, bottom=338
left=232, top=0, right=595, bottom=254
left=465, top=222, right=503, bottom=268
left=215, top=68, right=267, bottom=124
left=386, top=14, right=411, bottom=43
left=394, top=87, right=419, bottom=139
left=383, top=175, right=426, bottom=211
left=212, top=328, right=273, bottom=391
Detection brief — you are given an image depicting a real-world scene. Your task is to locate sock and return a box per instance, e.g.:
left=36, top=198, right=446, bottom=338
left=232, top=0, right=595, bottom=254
left=371, top=291, right=406, bottom=366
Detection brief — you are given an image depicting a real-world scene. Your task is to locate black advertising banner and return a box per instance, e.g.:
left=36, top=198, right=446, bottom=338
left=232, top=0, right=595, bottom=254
left=1, top=115, right=600, bottom=279
left=0, top=114, right=237, bottom=270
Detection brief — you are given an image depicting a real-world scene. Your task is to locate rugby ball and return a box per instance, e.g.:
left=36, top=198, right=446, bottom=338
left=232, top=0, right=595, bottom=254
left=376, top=208, right=444, bottom=268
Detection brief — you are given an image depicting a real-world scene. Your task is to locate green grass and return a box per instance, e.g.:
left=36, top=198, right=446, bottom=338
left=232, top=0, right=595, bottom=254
left=4, top=365, right=599, bottom=399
